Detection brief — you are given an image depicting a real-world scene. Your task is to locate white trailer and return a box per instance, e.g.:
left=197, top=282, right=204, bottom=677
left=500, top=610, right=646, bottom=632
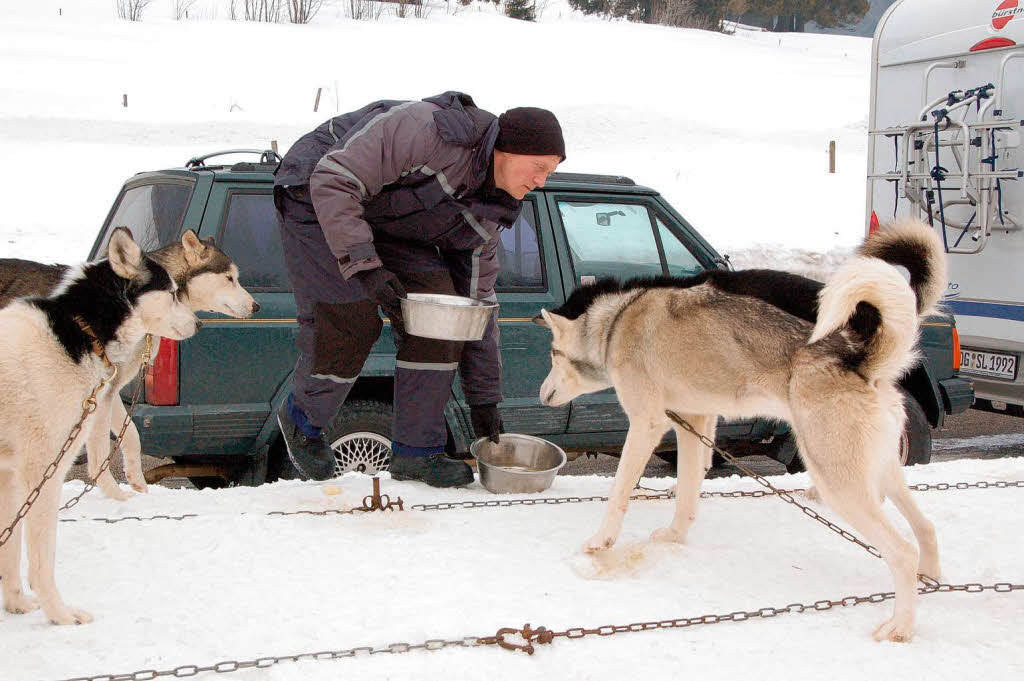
left=868, top=0, right=1024, bottom=415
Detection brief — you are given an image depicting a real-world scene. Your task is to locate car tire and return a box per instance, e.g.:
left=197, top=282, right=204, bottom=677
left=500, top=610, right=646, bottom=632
left=898, top=390, right=932, bottom=466
left=785, top=388, right=931, bottom=473
left=324, top=400, right=394, bottom=476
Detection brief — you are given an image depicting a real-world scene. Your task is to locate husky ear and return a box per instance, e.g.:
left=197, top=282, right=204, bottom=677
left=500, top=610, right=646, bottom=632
left=181, top=229, right=208, bottom=265
left=108, top=226, right=142, bottom=279
left=537, top=309, right=571, bottom=338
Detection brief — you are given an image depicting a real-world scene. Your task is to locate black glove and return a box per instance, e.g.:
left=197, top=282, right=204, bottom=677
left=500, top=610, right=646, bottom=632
left=355, top=267, right=406, bottom=324
left=470, top=404, right=504, bottom=444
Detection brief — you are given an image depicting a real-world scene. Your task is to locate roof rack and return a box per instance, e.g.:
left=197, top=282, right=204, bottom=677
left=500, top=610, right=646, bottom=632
left=548, top=172, right=636, bottom=186
left=186, top=149, right=281, bottom=169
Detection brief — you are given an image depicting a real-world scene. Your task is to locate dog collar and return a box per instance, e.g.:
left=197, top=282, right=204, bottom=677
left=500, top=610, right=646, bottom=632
left=73, top=315, right=115, bottom=371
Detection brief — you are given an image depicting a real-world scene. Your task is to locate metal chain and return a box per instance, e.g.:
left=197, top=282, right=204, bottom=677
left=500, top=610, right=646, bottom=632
left=61, top=336, right=153, bottom=512
left=50, top=579, right=1024, bottom=680
left=910, top=480, right=1024, bottom=492
left=411, top=491, right=673, bottom=512
left=60, top=514, right=199, bottom=525
left=666, top=410, right=885, bottom=559
left=52, top=635, right=485, bottom=681
left=58, top=479, right=1024, bottom=525
left=0, top=362, right=119, bottom=550
left=478, top=580, right=1024, bottom=655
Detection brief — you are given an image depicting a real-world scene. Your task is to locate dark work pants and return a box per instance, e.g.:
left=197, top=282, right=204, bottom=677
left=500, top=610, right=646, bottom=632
left=275, top=186, right=463, bottom=453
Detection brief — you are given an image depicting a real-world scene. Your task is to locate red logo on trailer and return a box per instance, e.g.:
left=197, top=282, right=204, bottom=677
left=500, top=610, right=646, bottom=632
left=993, top=0, right=1022, bottom=30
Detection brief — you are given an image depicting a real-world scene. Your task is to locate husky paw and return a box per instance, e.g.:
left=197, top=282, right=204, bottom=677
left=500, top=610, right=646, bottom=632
left=873, top=615, right=913, bottom=643
left=106, top=487, right=134, bottom=502
left=128, top=479, right=148, bottom=494
left=650, top=527, right=687, bottom=544
left=802, top=486, right=822, bottom=503
left=4, top=594, right=40, bottom=615
left=48, top=606, right=93, bottom=626
left=582, top=534, right=616, bottom=553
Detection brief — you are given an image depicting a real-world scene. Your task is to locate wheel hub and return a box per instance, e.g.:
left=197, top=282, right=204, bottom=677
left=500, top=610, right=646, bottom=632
left=331, top=431, right=392, bottom=475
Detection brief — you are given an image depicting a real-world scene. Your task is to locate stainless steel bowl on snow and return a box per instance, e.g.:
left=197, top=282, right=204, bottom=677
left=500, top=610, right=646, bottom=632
left=470, top=433, right=567, bottom=494
left=399, top=293, right=498, bottom=341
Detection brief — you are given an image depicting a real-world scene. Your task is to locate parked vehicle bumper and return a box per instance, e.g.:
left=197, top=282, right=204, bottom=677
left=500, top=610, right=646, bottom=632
left=939, top=376, right=975, bottom=416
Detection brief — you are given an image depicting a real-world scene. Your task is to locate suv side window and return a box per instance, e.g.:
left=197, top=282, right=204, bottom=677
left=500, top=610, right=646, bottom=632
left=218, top=191, right=288, bottom=291
left=557, top=200, right=665, bottom=280
left=496, top=200, right=544, bottom=291
left=99, top=181, right=193, bottom=252
left=656, top=216, right=704, bottom=277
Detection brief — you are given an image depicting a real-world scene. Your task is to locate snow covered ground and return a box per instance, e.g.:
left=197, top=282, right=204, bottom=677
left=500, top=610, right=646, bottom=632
left=5, top=5, right=1022, bottom=680
left=1, top=0, right=870, bottom=275
left=4, top=458, right=1024, bottom=680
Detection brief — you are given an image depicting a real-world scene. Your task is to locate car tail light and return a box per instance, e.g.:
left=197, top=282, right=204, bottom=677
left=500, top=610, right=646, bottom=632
left=952, top=326, right=962, bottom=371
left=145, top=338, right=179, bottom=406
left=869, top=211, right=881, bottom=235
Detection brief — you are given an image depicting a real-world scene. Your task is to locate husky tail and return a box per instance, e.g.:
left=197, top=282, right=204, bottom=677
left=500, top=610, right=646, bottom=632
left=809, top=219, right=946, bottom=384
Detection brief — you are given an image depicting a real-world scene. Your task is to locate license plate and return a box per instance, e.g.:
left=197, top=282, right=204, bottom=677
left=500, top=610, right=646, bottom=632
left=960, top=348, right=1019, bottom=380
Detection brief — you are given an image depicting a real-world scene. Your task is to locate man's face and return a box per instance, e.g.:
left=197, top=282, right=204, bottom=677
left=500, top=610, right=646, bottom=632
left=493, top=151, right=562, bottom=200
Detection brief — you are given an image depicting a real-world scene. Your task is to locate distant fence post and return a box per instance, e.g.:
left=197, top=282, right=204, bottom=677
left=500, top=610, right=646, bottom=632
left=123, top=94, right=128, bottom=108
left=828, top=140, right=836, bottom=174
left=314, top=88, right=322, bottom=113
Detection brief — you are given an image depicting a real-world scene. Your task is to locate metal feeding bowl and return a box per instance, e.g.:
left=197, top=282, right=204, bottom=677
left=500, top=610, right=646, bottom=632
left=400, top=293, right=498, bottom=341
left=470, top=434, right=567, bottom=494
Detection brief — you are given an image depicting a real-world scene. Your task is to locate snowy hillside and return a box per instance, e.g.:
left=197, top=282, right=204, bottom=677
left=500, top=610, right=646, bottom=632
left=1, top=0, right=871, bottom=272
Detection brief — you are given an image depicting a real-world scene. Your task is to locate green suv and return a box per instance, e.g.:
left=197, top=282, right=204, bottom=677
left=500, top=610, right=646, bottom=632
left=92, top=150, right=974, bottom=486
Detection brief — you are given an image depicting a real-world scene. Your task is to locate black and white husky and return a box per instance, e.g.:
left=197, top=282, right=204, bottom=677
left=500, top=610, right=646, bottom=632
left=0, top=229, right=258, bottom=499
left=0, top=227, right=199, bottom=624
left=536, top=219, right=946, bottom=642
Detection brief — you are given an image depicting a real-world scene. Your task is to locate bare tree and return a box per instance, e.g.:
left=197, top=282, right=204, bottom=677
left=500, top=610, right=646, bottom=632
left=287, top=0, right=326, bottom=22
left=227, top=0, right=239, bottom=19
left=245, top=0, right=283, bottom=21
left=348, top=0, right=384, bottom=20
left=174, top=0, right=199, bottom=19
left=116, top=0, right=154, bottom=21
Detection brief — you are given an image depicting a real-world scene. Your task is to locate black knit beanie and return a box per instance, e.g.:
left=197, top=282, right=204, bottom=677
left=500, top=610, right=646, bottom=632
left=495, top=107, right=566, bottom=161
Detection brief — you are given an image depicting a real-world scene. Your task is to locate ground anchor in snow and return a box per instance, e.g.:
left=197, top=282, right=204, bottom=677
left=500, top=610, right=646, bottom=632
left=359, top=477, right=404, bottom=512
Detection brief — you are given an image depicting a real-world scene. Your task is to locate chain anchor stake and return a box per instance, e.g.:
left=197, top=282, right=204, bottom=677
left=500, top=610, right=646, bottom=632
left=360, top=477, right=404, bottom=512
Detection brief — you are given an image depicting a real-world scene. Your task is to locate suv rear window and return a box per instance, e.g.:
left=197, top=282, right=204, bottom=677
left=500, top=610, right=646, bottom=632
left=218, top=191, right=288, bottom=291
left=98, top=182, right=193, bottom=253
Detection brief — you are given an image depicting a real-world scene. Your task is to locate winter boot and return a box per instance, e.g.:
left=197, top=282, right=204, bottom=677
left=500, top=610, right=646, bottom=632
left=277, top=394, right=336, bottom=481
left=389, top=443, right=474, bottom=488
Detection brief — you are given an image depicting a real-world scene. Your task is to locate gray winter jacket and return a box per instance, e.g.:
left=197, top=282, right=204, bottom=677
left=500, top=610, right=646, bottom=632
left=275, top=92, right=521, bottom=406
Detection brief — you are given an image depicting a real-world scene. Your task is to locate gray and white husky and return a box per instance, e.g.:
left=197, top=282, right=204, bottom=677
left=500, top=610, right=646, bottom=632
left=536, top=219, right=945, bottom=642
left=0, top=230, right=258, bottom=499
left=0, top=228, right=200, bottom=624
